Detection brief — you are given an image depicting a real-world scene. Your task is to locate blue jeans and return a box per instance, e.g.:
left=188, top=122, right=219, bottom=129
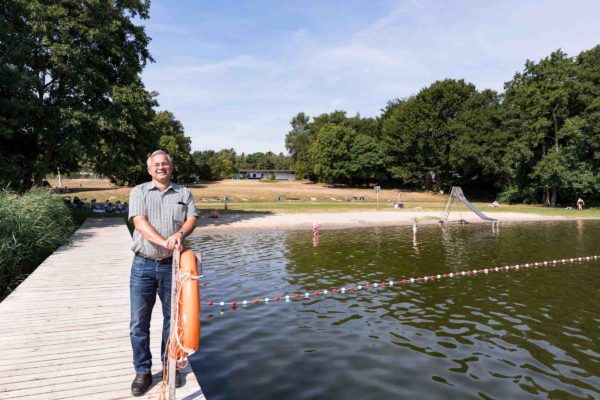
left=130, top=255, right=172, bottom=374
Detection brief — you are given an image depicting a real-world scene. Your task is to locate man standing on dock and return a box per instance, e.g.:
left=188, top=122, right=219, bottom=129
left=128, top=150, right=199, bottom=396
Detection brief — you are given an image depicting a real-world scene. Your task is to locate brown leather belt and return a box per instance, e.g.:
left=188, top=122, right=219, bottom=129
left=135, top=252, right=173, bottom=264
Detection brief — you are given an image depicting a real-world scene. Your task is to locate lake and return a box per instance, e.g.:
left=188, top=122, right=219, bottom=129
left=189, top=220, right=600, bottom=400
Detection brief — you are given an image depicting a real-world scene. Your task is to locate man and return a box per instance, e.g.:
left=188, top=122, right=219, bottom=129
left=128, top=150, right=199, bottom=396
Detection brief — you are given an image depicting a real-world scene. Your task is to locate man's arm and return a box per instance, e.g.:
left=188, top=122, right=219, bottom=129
left=178, top=216, right=198, bottom=238
left=133, top=215, right=199, bottom=251
left=132, top=216, right=171, bottom=249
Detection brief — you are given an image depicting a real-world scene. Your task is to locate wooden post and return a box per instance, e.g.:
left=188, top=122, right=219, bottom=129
left=168, top=248, right=180, bottom=400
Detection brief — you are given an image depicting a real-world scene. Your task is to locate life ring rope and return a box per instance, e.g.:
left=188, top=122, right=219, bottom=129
left=159, top=249, right=201, bottom=400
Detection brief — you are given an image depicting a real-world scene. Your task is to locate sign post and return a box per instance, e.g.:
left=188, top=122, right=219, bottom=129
left=374, top=186, right=381, bottom=209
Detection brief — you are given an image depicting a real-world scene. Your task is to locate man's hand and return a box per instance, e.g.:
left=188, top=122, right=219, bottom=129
left=164, top=233, right=182, bottom=251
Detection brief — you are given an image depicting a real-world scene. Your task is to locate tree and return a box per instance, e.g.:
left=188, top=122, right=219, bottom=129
left=503, top=50, right=578, bottom=205
left=570, top=45, right=600, bottom=201
left=152, top=111, right=193, bottom=182
left=285, top=112, right=312, bottom=178
left=214, top=149, right=237, bottom=179
left=89, top=80, right=159, bottom=185
left=310, top=124, right=387, bottom=184
left=245, top=152, right=275, bottom=170
left=275, top=152, right=293, bottom=170
left=447, top=89, right=510, bottom=192
left=381, top=79, right=478, bottom=190
left=0, top=0, right=152, bottom=187
left=192, top=150, right=216, bottom=180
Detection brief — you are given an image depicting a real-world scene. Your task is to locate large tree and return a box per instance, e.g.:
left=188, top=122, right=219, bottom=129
left=285, top=112, right=312, bottom=178
left=310, top=124, right=387, bottom=184
left=447, top=89, right=509, bottom=192
left=89, top=80, right=159, bottom=185
left=381, top=79, right=478, bottom=190
left=570, top=45, right=600, bottom=201
left=503, top=50, right=579, bottom=205
left=0, top=0, right=153, bottom=187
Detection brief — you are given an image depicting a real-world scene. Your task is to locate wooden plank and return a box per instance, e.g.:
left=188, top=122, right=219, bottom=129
left=0, top=218, right=205, bottom=400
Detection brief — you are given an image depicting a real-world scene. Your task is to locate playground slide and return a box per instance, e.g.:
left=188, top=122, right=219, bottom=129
left=455, top=192, right=497, bottom=222
left=443, top=187, right=498, bottom=223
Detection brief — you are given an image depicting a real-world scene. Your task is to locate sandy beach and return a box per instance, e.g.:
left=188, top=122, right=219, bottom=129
left=195, top=210, right=571, bottom=233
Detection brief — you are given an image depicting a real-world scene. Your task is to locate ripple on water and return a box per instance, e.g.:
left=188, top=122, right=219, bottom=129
left=191, top=222, right=600, bottom=400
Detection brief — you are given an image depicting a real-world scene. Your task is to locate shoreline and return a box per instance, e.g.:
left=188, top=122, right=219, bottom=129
left=195, top=210, right=581, bottom=233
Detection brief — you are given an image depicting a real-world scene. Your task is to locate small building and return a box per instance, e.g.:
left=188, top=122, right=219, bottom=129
left=240, top=169, right=295, bottom=180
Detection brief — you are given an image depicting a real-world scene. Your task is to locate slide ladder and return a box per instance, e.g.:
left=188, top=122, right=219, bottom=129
left=440, top=186, right=498, bottom=226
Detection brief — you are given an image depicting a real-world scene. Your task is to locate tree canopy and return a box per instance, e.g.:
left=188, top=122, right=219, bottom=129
left=285, top=45, right=600, bottom=205
left=0, top=0, right=161, bottom=187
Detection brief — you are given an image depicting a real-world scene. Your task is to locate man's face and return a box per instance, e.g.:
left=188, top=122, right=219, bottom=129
left=148, top=154, right=173, bottom=183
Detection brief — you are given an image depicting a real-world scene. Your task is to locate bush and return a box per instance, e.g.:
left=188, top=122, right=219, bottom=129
left=0, top=187, right=75, bottom=299
left=260, top=174, right=277, bottom=182
left=497, top=184, right=539, bottom=204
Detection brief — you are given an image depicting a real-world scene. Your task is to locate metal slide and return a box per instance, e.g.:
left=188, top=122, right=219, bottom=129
left=441, top=186, right=498, bottom=223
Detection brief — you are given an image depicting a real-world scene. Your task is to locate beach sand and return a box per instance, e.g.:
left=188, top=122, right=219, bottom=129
left=195, top=210, right=570, bottom=233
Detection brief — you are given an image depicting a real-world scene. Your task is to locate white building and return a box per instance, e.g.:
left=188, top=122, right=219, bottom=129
left=240, top=169, right=295, bottom=180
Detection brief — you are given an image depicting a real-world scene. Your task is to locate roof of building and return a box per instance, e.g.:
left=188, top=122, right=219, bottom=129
left=239, top=169, right=295, bottom=173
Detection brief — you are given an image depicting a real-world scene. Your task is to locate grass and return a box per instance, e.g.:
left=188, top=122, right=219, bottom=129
left=0, top=188, right=76, bottom=299
left=47, top=178, right=599, bottom=217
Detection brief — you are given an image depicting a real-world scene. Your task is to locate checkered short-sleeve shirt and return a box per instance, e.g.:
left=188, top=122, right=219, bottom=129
left=128, top=181, right=199, bottom=259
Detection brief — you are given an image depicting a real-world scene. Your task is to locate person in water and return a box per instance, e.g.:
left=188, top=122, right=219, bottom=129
left=128, top=150, right=199, bottom=396
left=313, top=222, right=320, bottom=236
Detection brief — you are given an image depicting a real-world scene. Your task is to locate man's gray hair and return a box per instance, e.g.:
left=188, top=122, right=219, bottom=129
left=147, top=150, right=173, bottom=168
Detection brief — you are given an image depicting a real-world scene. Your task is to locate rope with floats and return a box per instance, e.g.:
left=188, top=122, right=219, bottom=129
left=202, top=255, right=598, bottom=310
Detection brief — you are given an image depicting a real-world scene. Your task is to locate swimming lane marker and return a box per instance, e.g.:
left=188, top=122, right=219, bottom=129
left=203, top=255, right=598, bottom=310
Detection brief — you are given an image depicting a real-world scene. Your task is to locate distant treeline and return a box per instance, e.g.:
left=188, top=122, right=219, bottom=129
left=285, top=46, right=600, bottom=205
left=191, top=150, right=292, bottom=181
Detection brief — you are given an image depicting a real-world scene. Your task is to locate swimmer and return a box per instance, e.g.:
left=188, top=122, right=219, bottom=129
left=313, top=235, right=320, bottom=247
left=313, top=222, right=320, bottom=236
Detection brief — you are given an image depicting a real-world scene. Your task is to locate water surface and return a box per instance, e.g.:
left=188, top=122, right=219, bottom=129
left=189, top=220, right=600, bottom=400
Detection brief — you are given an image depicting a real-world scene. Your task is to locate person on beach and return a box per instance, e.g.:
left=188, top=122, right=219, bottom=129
left=577, top=197, right=585, bottom=210
left=412, top=218, right=418, bottom=236
left=128, top=150, right=199, bottom=396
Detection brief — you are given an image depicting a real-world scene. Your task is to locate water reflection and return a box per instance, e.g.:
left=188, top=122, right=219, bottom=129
left=191, top=221, right=600, bottom=400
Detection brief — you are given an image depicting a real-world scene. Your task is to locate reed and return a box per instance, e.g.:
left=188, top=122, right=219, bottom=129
left=0, top=187, right=74, bottom=299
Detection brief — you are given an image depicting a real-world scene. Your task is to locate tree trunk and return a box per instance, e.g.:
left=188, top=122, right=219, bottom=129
left=552, top=107, right=560, bottom=151
left=543, top=187, right=550, bottom=206
left=551, top=188, right=558, bottom=206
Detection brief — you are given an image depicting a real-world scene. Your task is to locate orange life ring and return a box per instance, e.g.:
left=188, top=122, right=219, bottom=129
left=179, top=249, right=201, bottom=353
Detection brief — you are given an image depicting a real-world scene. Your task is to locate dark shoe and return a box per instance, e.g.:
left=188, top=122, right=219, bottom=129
left=175, top=372, right=183, bottom=388
left=131, top=373, right=152, bottom=397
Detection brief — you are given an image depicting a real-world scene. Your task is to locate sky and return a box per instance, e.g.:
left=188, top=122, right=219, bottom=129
left=141, top=0, right=600, bottom=154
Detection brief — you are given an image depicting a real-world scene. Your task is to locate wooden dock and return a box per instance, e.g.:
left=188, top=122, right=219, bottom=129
left=0, top=218, right=205, bottom=400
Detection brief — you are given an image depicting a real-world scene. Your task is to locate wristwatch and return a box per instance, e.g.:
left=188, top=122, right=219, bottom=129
left=178, top=231, right=186, bottom=239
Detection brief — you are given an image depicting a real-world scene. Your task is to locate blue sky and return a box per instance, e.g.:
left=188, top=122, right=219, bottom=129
left=141, top=0, right=600, bottom=154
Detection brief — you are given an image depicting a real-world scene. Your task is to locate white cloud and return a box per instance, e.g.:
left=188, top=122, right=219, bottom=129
left=143, top=0, right=600, bottom=154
